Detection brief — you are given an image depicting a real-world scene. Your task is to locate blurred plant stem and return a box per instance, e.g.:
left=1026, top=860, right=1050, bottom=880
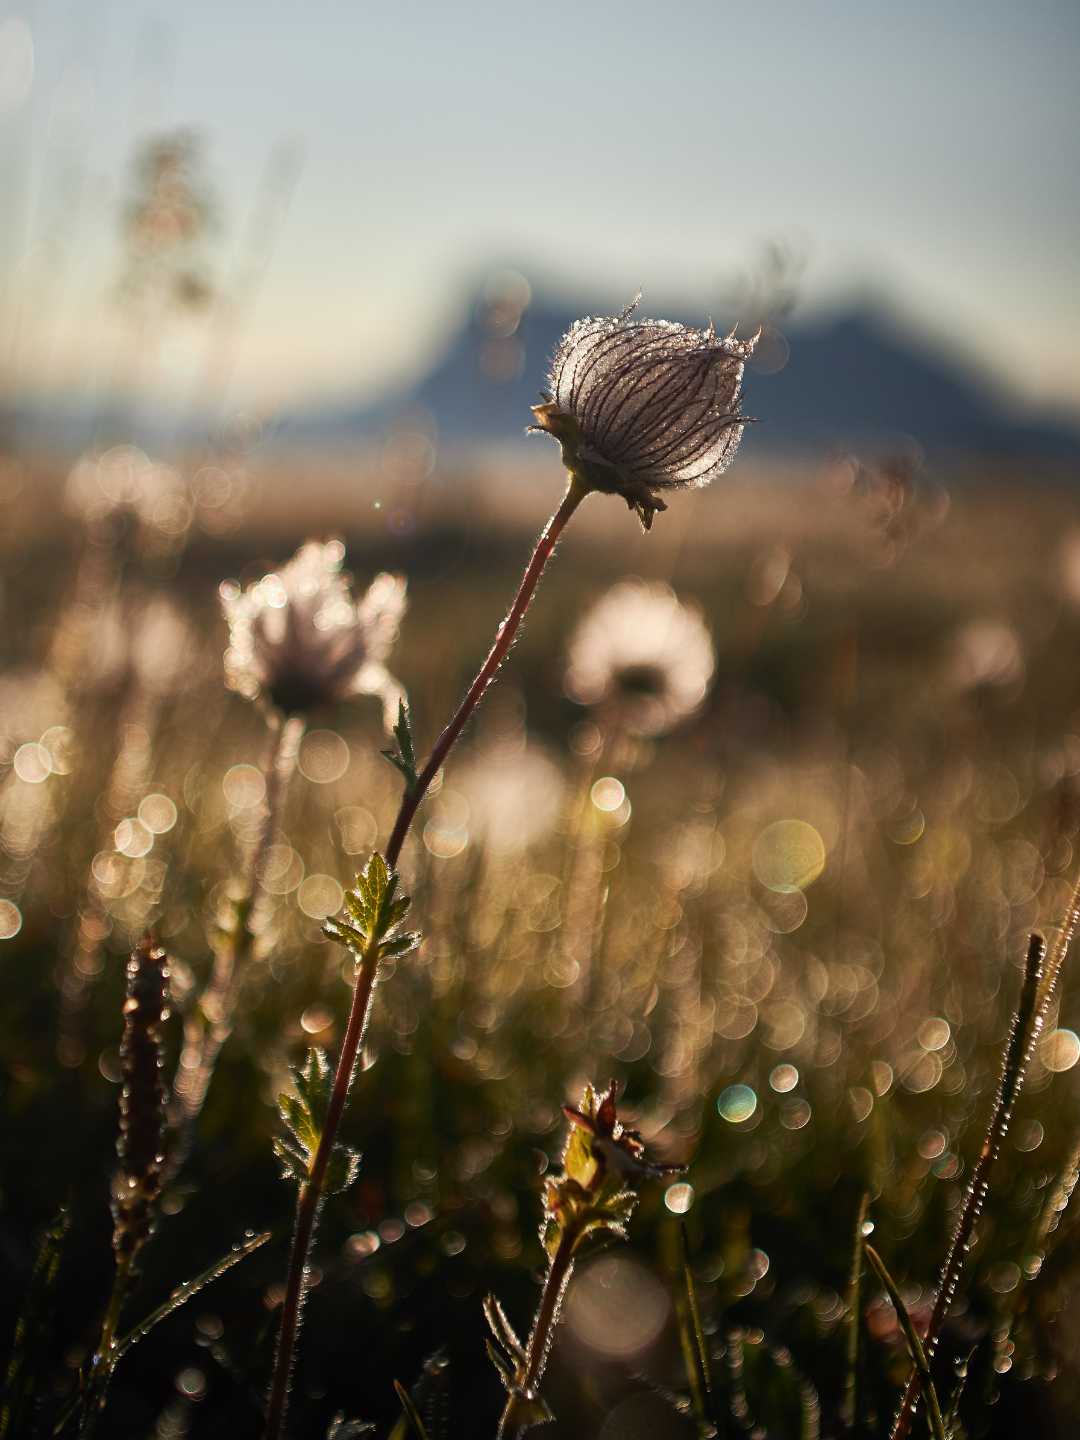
left=265, top=477, right=586, bottom=1439
left=168, top=711, right=305, bottom=1179
left=496, top=1228, right=575, bottom=1440
left=891, top=864, right=1080, bottom=1440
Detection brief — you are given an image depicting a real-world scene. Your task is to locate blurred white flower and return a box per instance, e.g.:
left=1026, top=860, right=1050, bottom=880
left=130, top=596, right=196, bottom=696
left=65, top=445, right=187, bottom=535
left=948, top=619, right=1024, bottom=692
left=455, top=737, right=566, bottom=854
left=220, top=539, right=406, bottom=723
left=532, top=298, right=756, bottom=529
left=565, top=579, right=715, bottom=737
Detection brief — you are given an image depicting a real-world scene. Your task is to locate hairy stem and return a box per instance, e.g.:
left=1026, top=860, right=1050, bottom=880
left=497, top=1229, right=577, bottom=1440
left=891, top=872, right=1080, bottom=1440
left=265, top=477, right=586, bottom=1439
left=384, top=478, right=584, bottom=867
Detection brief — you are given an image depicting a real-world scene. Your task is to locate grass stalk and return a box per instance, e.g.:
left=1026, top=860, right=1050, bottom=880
left=864, top=1244, right=946, bottom=1440
left=841, top=1192, right=870, bottom=1434
left=890, top=876, right=1080, bottom=1440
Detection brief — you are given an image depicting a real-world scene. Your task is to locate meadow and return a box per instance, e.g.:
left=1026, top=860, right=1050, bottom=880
left=1, top=447, right=1079, bottom=1438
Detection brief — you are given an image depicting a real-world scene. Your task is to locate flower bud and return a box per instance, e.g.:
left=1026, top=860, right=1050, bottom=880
left=533, top=298, right=756, bottom=529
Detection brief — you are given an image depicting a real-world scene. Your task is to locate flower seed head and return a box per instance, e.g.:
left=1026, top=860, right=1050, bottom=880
left=566, top=579, right=715, bottom=737
left=533, top=298, right=756, bottom=529
left=220, top=539, right=407, bottom=722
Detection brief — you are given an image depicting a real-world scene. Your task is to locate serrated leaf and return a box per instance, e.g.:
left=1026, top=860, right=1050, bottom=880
left=387, top=895, right=412, bottom=928
left=273, top=1136, right=310, bottom=1184
left=323, top=916, right=364, bottom=949
left=295, top=1048, right=333, bottom=1129
left=381, top=931, right=422, bottom=959
left=275, top=1048, right=340, bottom=1184
left=277, top=1091, right=317, bottom=1153
left=325, top=1144, right=362, bottom=1195
left=325, top=853, right=422, bottom=971
left=382, top=700, right=418, bottom=792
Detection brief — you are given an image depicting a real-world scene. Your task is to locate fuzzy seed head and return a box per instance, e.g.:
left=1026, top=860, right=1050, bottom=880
left=534, top=298, right=756, bottom=528
left=220, top=539, right=407, bottom=723
left=566, top=579, right=715, bottom=737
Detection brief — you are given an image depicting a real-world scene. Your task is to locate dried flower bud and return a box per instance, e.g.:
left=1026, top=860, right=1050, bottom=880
left=220, top=539, right=407, bottom=722
left=111, top=934, right=170, bottom=1266
left=533, top=298, right=756, bottom=529
left=542, top=1081, right=684, bottom=1260
left=566, top=579, right=715, bottom=737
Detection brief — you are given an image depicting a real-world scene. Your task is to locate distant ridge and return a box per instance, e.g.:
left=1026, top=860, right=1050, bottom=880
left=6, top=285, right=1079, bottom=465
left=278, top=291, right=1080, bottom=465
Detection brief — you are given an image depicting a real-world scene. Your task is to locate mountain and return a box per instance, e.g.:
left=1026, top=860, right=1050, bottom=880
left=277, top=291, right=1080, bottom=464
left=6, top=285, right=1078, bottom=465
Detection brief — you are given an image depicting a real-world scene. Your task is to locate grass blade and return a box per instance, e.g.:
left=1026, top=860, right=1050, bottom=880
left=864, top=1244, right=946, bottom=1440
left=671, top=1223, right=717, bottom=1436
left=1, top=1207, right=71, bottom=1440
left=114, top=1229, right=270, bottom=1360
left=841, top=1193, right=870, bottom=1434
left=392, top=1380, right=431, bottom=1440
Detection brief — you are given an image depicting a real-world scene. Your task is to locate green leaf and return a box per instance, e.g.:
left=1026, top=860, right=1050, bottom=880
left=272, top=1136, right=310, bottom=1185
left=382, top=700, right=418, bottom=792
left=324, top=1145, right=362, bottom=1196
left=295, top=1048, right=333, bottom=1130
left=274, top=1048, right=361, bottom=1194
left=380, top=931, right=422, bottom=959
left=324, top=853, right=421, bottom=972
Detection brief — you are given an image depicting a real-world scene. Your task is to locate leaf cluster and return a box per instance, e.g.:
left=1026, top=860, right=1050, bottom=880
left=274, top=1048, right=361, bottom=1193
left=323, top=852, right=420, bottom=966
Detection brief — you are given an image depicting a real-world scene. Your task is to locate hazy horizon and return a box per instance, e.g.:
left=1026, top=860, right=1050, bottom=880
left=2, top=0, right=1078, bottom=420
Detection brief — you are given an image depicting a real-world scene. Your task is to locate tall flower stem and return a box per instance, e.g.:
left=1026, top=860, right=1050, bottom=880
left=265, top=477, right=586, bottom=1439
left=890, top=866, right=1080, bottom=1440
left=497, top=1229, right=577, bottom=1440
left=383, top=478, right=586, bottom=867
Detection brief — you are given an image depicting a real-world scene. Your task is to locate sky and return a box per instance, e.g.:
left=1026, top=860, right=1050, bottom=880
left=1, top=0, right=1079, bottom=418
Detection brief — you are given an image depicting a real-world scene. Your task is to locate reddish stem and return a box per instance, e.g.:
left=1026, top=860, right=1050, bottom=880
left=384, top=478, right=584, bottom=868
left=890, top=878, right=1080, bottom=1440
left=265, top=477, right=585, bottom=1438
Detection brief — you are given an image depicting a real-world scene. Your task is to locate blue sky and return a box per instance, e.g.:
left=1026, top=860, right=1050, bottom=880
left=2, top=0, right=1078, bottom=415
